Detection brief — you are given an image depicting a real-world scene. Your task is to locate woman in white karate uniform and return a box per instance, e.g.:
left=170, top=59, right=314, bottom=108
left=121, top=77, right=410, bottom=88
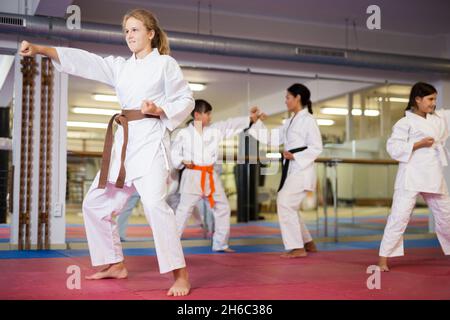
left=171, top=99, right=261, bottom=252
left=379, top=82, right=450, bottom=271
left=249, top=83, right=323, bottom=258
left=19, top=9, right=194, bottom=296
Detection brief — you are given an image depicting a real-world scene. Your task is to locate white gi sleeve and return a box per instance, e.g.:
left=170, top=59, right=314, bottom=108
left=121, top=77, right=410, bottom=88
left=386, top=118, right=414, bottom=163
left=210, top=116, right=251, bottom=139
left=51, top=47, right=122, bottom=87
left=247, top=119, right=286, bottom=147
left=170, top=129, right=187, bottom=169
left=159, top=56, right=195, bottom=131
left=292, top=117, right=323, bottom=170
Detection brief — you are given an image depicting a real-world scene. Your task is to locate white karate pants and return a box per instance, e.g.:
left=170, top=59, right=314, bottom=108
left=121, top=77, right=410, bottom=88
left=277, top=173, right=313, bottom=250
left=82, top=150, right=186, bottom=274
left=117, top=192, right=140, bottom=240
left=379, top=188, right=450, bottom=257
left=176, top=186, right=230, bottom=251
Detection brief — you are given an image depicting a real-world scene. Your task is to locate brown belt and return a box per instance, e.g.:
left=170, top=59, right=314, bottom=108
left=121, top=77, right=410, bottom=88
left=98, top=109, right=160, bottom=189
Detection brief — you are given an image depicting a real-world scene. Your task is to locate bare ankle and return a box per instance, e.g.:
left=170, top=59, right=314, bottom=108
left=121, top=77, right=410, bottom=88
left=173, top=267, right=189, bottom=280
left=378, top=256, right=388, bottom=263
left=378, top=256, right=389, bottom=271
left=110, top=261, right=126, bottom=269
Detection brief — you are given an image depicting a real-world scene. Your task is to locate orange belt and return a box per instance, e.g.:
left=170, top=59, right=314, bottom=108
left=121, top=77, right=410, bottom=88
left=98, top=110, right=160, bottom=189
left=191, top=165, right=215, bottom=208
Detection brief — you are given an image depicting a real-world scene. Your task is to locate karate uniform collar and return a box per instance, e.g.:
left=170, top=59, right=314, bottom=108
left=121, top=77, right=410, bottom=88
left=290, top=107, right=309, bottom=122
left=189, top=121, right=205, bottom=136
left=297, top=107, right=309, bottom=117
left=131, top=48, right=160, bottom=63
left=405, top=110, right=430, bottom=121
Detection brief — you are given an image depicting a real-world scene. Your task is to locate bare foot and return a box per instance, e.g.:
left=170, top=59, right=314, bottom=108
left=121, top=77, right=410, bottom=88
left=281, top=248, right=308, bottom=258
left=167, top=267, right=191, bottom=297
left=304, top=241, right=318, bottom=252
left=378, top=256, right=390, bottom=272
left=85, top=264, right=113, bottom=279
left=216, top=248, right=235, bottom=253
left=85, top=262, right=128, bottom=280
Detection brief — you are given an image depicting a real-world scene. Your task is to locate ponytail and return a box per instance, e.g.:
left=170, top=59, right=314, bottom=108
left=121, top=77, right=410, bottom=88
left=153, top=26, right=170, bottom=55
left=306, top=100, right=313, bottom=115
left=287, top=83, right=313, bottom=114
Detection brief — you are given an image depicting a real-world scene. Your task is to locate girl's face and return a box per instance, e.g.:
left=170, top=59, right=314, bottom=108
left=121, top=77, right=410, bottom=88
left=285, top=91, right=301, bottom=112
left=415, top=93, right=437, bottom=114
left=194, top=111, right=212, bottom=127
left=124, top=17, right=154, bottom=54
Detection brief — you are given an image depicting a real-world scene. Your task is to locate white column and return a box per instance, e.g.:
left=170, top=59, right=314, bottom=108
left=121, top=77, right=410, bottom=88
left=51, top=59, right=68, bottom=248
left=11, top=54, right=68, bottom=249
left=11, top=54, right=24, bottom=246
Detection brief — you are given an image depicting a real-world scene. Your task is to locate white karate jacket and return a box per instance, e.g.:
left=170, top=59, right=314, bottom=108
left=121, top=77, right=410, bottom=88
left=171, top=117, right=251, bottom=195
left=387, top=110, right=450, bottom=194
left=249, top=108, right=323, bottom=191
left=52, top=47, right=194, bottom=185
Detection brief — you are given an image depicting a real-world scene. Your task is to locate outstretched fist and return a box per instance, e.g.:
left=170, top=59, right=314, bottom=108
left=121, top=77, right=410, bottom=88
left=250, top=106, right=267, bottom=123
left=258, top=112, right=267, bottom=121
left=250, top=106, right=260, bottom=114
left=249, top=106, right=260, bottom=123
left=19, top=40, right=38, bottom=57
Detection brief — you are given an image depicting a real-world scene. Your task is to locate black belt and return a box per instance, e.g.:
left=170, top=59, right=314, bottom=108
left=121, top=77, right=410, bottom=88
left=278, top=146, right=308, bottom=192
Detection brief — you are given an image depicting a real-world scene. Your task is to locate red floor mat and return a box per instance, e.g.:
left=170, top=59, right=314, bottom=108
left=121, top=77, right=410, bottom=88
left=66, top=224, right=283, bottom=240
left=1, top=248, right=449, bottom=300
left=0, top=228, right=9, bottom=239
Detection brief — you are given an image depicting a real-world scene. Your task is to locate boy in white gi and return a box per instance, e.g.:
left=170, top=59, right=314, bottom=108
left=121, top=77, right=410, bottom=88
left=249, top=83, right=322, bottom=258
left=379, top=82, right=450, bottom=271
left=171, top=99, right=261, bottom=252
left=19, top=9, right=194, bottom=296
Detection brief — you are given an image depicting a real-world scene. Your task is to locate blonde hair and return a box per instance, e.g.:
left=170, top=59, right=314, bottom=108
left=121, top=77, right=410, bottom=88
left=122, top=9, right=170, bottom=55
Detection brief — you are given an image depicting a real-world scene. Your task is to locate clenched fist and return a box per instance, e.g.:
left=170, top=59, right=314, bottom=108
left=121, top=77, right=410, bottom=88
left=141, top=100, right=163, bottom=116
left=283, top=151, right=294, bottom=160
left=19, top=40, right=39, bottom=57
left=249, top=106, right=267, bottom=123
left=249, top=106, right=260, bottom=123
left=414, top=137, right=435, bottom=151
left=182, top=160, right=194, bottom=169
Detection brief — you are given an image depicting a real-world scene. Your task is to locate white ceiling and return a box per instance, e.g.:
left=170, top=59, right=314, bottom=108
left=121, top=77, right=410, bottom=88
left=70, top=0, right=450, bottom=36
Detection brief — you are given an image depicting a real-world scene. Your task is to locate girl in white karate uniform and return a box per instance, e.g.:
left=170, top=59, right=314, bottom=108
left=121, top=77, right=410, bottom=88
left=379, top=82, right=450, bottom=271
left=19, top=9, right=194, bottom=296
left=171, top=99, right=261, bottom=252
left=249, top=83, right=323, bottom=258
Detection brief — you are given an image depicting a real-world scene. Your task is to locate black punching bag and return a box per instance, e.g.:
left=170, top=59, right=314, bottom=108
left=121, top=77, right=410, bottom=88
left=235, top=130, right=259, bottom=222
